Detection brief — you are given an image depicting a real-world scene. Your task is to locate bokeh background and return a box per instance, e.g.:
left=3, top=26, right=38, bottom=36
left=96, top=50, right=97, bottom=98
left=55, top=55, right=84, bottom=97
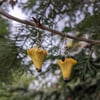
left=0, top=0, right=100, bottom=100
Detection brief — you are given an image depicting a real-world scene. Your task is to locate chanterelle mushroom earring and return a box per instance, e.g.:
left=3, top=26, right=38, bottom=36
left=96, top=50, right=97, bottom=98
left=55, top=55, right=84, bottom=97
left=27, top=31, right=47, bottom=72
left=27, top=47, right=47, bottom=72
left=57, top=57, right=77, bottom=81
left=57, top=37, right=77, bottom=81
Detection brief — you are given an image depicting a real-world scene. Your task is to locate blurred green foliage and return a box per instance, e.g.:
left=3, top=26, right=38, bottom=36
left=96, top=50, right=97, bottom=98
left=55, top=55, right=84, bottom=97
left=76, top=13, right=100, bottom=39
left=0, top=0, right=100, bottom=100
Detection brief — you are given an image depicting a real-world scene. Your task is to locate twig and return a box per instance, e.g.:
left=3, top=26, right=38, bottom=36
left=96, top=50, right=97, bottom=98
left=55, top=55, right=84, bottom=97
left=0, top=9, right=100, bottom=44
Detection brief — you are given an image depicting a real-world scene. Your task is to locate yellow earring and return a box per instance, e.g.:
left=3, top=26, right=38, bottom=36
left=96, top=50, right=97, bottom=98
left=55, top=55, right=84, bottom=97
left=27, top=47, right=47, bottom=72
left=57, top=57, right=77, bottom=81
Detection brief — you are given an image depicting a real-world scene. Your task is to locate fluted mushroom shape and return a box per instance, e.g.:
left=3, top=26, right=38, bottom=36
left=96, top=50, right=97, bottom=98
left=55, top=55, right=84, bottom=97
left=27, top=47, right=47, bottom=72
left=57, top=58, right=77, bottom=81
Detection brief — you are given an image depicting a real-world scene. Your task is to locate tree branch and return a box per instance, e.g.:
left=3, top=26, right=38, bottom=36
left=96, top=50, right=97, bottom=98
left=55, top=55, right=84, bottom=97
left=0, top=9, right=100, bottom=44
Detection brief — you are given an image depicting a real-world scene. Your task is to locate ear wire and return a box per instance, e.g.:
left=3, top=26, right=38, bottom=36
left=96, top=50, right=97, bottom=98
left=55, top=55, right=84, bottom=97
left=63, top=37, right=70, bottom=57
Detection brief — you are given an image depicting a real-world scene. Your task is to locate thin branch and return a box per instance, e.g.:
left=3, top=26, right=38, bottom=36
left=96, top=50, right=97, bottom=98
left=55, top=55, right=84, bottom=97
left=0, top=9, right=100, bottom=44
left=0, top=9, right=35, bottom=26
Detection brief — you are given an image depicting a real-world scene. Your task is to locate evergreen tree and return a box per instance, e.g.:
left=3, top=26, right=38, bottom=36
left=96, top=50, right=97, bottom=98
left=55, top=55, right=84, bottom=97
left=0, top=0, right=100, bottom=100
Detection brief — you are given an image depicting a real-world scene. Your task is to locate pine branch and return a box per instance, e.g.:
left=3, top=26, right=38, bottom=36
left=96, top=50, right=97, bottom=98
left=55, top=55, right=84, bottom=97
left=0, top=9, right=100, bottom=45
left=9, top=87, right=28, bottom=92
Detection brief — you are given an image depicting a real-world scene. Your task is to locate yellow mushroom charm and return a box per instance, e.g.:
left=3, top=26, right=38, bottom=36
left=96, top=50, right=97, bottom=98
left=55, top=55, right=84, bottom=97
left=57, top=57, right=77, bottom=81
left=27, top=47, right=47, bottom=72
